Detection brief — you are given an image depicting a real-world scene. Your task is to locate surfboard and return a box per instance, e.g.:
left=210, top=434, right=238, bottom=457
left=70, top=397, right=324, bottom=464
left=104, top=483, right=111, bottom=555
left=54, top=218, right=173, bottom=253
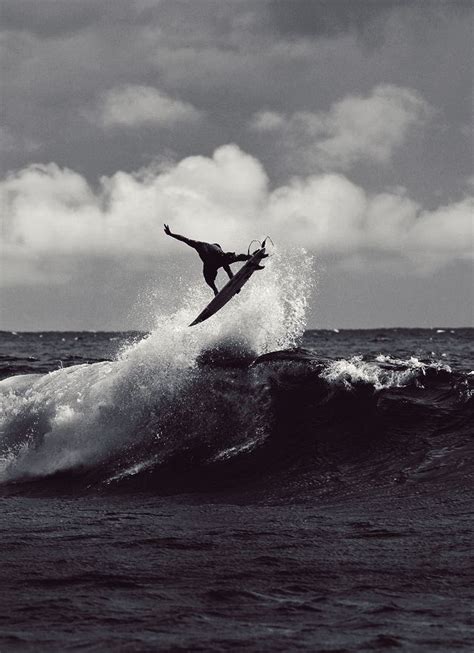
left=189, top=246, right=268, bottom=326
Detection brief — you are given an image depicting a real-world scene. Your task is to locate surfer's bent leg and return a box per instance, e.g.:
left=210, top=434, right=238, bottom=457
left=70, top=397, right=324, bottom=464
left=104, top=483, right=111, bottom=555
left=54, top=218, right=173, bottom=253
left=203, top=264, right=219, bottom=296
left=222, top=264, right=234, bottom=280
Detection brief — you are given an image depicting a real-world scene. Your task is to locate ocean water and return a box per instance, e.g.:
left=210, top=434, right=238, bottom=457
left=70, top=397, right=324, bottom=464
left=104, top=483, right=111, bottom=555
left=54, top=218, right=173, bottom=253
left=1, top=254, right=473, bottom=651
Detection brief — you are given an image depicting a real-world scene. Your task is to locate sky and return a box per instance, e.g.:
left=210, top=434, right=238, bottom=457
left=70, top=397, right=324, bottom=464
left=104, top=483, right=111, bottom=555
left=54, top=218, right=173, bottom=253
left=0, top=0, right=473, bottom=330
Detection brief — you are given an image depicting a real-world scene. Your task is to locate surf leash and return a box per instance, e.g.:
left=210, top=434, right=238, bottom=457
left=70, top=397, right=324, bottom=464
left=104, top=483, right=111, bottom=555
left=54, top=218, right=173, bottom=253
left=247, top=239, right=262, bottom=256
left=247, top=236, right=274, bottom=256
left=261, top=236, right=274, bottom=248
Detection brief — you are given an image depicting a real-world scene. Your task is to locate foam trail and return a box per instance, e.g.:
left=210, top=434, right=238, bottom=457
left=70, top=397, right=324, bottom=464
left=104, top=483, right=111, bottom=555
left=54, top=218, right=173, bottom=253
left=322, top=355, right=452, bottom=390
left=0, top=248, right=313, bottom=483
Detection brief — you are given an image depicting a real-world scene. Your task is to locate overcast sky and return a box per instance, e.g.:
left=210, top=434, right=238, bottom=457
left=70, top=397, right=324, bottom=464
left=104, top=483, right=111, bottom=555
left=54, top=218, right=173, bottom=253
left=1, top=0, right=473, bottom=330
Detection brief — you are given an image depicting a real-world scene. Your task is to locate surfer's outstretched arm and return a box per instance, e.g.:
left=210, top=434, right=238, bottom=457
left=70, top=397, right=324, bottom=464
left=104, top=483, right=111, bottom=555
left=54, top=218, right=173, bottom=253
left=164, top=224, right=199, bottom=249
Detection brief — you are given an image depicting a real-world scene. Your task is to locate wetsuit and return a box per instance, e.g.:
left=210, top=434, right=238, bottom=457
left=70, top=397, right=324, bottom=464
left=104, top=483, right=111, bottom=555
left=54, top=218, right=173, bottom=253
left=165, top=228, right=250, bottom=295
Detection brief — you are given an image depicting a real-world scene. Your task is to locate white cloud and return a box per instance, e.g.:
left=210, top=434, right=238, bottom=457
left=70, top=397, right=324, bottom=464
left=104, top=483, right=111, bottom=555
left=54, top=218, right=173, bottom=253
left=1, top=144, right=471, bottom=287
left=93, top=84, right=204, bottom=128
left=249, top=84, right=433, bottom=171
left=248, top=111, right=285, bottom=132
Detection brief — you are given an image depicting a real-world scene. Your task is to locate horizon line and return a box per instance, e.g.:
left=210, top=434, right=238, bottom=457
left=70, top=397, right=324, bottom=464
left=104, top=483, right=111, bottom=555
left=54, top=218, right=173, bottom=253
left=1, top=326, right=473, bottom=334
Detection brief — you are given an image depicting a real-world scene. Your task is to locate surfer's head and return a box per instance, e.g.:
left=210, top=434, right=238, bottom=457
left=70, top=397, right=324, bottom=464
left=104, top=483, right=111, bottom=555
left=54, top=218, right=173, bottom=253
left=224, top=251, right=236, bottom=262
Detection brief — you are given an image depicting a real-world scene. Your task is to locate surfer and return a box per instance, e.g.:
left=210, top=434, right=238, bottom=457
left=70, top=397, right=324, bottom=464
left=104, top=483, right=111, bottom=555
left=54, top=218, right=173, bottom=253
left=164, top=224, right=253, bottom=295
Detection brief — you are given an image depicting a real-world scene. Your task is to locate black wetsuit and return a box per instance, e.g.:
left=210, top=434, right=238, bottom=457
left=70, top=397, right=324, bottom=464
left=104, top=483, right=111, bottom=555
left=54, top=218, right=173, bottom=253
left=167, top=232, right=250, bottom=295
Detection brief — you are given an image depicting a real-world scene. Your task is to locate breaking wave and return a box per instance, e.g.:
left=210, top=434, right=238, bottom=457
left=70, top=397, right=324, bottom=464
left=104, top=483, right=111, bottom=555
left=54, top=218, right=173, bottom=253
left=0, top=249, right=472, bottom=497
left=0, top=250, right=312, bottom=484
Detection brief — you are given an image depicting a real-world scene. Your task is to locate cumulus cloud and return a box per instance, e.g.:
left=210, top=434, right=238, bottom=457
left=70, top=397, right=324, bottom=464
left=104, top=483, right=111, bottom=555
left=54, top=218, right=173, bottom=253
left=1, top=1, right=471, bottom=200
left=1, top=144, right=472, bottom=287
left=92, top=84, right=204, bottom=129
left=250, top=85, right=433, bottom=171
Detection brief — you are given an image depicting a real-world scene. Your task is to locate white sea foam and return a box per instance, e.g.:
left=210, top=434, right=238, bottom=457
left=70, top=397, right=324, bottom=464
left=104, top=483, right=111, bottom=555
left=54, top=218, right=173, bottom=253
left=320, top=354, right=449, bottom=390
left=375, top=354, right=451, bottom=373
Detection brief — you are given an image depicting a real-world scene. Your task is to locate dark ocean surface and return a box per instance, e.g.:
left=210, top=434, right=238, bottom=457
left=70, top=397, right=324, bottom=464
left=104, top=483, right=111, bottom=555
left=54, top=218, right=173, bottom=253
left=0, top=324, right=473, bottom=652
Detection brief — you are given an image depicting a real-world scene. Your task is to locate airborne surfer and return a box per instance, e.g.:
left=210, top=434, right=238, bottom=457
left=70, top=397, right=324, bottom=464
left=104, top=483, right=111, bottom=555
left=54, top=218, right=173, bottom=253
left=164, top=224, right=257, bottom=295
